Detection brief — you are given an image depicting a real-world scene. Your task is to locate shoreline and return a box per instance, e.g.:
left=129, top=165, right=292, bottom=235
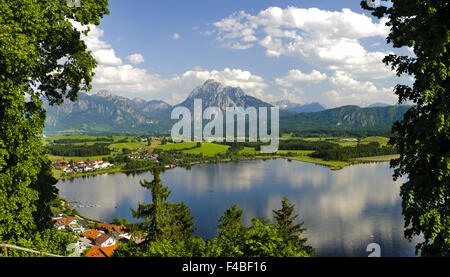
left=53, top=154, right=399, bottom=180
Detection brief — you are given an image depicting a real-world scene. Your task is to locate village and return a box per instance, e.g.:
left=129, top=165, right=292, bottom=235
left=52, top=159, right=114, bottom=174
left=52, top=213, right=132, bottom=257
left=51, top=146, right=173, bottom=174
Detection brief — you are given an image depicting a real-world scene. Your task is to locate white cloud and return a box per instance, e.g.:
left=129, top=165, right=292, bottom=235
left=126, top=54, right=145, bottom=65
left=275, top=69, right=327, bottom=87
left=324, top=71, right=396, bottom=107
left=71, top=20, right=270, bottom=104
left=92, top=49, right=122, bottom=66
left=70, top=14, right=396, bottom=108
left=70, top=21, right=123, bottom=67
left=93, top=66, right=269, bottom=105
left=173, top=33, right=180, bottom=40
left=210, top=7, right=393, bottom=79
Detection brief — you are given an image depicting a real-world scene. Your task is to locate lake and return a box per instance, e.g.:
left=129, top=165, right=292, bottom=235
left=56, top=159, right=420, bottom=257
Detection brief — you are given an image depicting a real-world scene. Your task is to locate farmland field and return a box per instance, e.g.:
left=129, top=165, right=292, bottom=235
left=183, top=143, right=230, bottom=156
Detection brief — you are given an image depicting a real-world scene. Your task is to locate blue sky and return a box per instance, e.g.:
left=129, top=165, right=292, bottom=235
left=83, top=0, right=412, bottom=108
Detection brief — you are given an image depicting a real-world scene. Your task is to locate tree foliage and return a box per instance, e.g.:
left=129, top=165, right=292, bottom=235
left=0, top=0, right=109, bottom=247
left=130, top=167, right=197, bottom=242
left=205, top=203, right=314, bottom=257
left=273, top=197, right=314, bottom=255
left=362, top=0, right=450, bottom=256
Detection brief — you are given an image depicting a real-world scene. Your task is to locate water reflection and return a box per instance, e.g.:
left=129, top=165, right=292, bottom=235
left=57, top=159, right=419, bottom=256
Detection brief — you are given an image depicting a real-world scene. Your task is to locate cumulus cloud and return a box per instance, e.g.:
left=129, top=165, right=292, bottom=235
left=93, top=66, right=269, bottom=105
left=70, top=20, right=270, bottom=104
left=92, top=49, right=122, bottom=66
left=70, top=14, right=396, bottom=108
left=275, top=69, right=327, bottom=87
left=324, top=71, right=396, bottom=107
left=173, top=33, right=180, bottom=40
left=209, top=7, right=393, bottom=79
left=126, top=54, right=145, bottom=65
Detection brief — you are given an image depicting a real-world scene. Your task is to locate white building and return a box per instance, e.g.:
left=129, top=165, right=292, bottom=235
left=95, top=234, right=116, bottom=248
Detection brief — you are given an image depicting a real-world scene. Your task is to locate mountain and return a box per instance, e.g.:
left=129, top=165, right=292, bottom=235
left=178, top=79, right=272, bottom=111
left=44, top=91, right=173, bottom=135
left=274, top=100, right=325, bottom=113
left=368, top=102, right=391, bottom=108
left=43, top=81, right=411, bottom=136
left=280, top=104, right=411, bottom=135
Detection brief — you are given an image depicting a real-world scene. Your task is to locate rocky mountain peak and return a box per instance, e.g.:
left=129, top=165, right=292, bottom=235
left=96, top=89, right=114, bottom=98
left=180, top=80, right=271, bottom=110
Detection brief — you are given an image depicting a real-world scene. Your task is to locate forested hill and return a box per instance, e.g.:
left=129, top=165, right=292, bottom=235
left=280, top=105, right=411, bottom=136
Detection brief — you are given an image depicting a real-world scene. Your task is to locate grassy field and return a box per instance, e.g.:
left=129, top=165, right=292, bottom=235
left=183, top=143, right=230, bottom=156
left=156, top=142, right=198, bottom=151
left=276, top=150, right=315, bottom=156
left=44, top=135, right=159, bottom=161
left=354, top=154, right=399, bottom=162
left=286, top=155, right=350, bottom=169
left=300, top=137, right=359, bottom=146
left=47, top=153, right=120, bottom=162
left=42, top=135, right=133, bottom=145
left=360, top=136, right=390, bottom=146
left=239, top=147, right=258, bottom=155
left=108, top=140, right=160, bottom=151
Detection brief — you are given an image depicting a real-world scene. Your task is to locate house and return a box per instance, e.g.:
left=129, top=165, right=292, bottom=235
left=60, top=166, right=72, bottom=173
left=138, top=147, right=154, bottom=153
left=95, top=234, right=116, bottom=248
left=96, top=223, right=131, bottom=241
left=99, top=161, right=112, bottom=169
left=54, top=220, right=67, bottom=230
left=83, top=229, right=103, bottom=242
left=53, top=217, right=78, bottom=231
left=97, top=223, right=127, bottom=237
left=86, top=245, right=117, bottom=258
left=83, top=166, right=93, bottom=172
left=51, top=212, right=63, bottom=220
left=67, top=222, right=84, bottom=233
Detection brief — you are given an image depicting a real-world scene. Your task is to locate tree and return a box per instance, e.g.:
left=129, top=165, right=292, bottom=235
left=206, top=204, right=313, bottom=257
left=130, top=167, right=197, bottom=242
left=273, top=197, right=314, bottom=255
left=112, top=217, right=122, bottom=226
left=0, top=0, right=109, bottom=244
left=361, top=1, right=450, bottom=256
left=173, top=202, right=197, bottom=238
left=207, top=204, right=245, bottom=256
left=240, top=218, right=310, bottom=257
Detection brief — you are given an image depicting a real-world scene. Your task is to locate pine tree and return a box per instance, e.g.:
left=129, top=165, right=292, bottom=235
left=217, top=204, right=244, bottom=240
left=131, top=167, right=196, bottom=242
left=174, top=202, right=197, bottom=238
left=273, top=197, right=314, bottom=255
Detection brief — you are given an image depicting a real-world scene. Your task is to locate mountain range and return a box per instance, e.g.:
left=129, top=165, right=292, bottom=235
left=274, top=100, right=326, bottom=113
left=43, top=80, right=410, bottom=136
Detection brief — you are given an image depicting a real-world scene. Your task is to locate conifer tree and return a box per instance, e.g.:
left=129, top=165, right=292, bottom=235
left=273, top=197, right=314, bottom=255
left=131, top=167, right=196, bottom=242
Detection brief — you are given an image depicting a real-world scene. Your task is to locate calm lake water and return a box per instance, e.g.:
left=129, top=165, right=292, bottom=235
left=56, top=159, right=420, bottom=257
